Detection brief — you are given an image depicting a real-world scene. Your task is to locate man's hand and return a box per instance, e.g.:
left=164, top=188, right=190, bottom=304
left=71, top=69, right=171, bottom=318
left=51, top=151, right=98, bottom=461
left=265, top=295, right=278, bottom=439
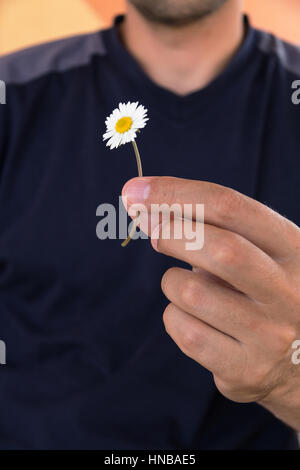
left=122, top=176, right=300, bottom=431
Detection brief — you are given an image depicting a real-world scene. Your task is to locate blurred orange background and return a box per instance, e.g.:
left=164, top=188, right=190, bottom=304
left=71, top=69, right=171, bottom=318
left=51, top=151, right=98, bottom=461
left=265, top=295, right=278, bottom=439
left=0, top=0, right=300, bottom=56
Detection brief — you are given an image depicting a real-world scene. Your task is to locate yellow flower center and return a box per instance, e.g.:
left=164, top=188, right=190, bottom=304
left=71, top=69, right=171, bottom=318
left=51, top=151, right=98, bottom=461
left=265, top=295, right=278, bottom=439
left=115, top=116, right=133, bottom=134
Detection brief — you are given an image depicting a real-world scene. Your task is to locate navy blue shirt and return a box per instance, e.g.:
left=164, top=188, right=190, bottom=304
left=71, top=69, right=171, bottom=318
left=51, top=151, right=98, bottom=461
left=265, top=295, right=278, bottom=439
left=0, top=15, right=299, bottom=449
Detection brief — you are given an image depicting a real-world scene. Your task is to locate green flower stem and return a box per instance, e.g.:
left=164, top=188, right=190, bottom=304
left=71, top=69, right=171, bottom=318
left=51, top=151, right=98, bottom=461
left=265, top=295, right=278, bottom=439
left=121, top=140, right=143, bottom=248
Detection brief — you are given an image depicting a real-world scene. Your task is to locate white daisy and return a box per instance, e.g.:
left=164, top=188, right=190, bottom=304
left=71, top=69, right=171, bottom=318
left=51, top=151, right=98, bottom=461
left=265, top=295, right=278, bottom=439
left=103, top=101, right=148, bottom=150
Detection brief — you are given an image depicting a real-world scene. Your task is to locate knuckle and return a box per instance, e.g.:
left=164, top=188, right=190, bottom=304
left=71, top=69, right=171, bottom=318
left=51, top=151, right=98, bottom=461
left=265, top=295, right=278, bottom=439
left=214, top=377, right=236, bottom=397
left=276, top=281, right=300, bottom=311
left=162, top=304, right=204, bottom=357
left=212, top=234, right=239, bottom=266
left=180, top=278, right=202, bottom=311
left=180, top=327, right=203, bottom=355
left=215, top=362, right=271, bottom=401
left=213, top=375, right=248, bottom=401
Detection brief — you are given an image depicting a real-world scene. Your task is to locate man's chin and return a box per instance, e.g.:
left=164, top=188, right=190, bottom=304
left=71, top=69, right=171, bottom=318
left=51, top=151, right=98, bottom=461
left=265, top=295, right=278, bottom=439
left=128, top=0, right=230, bottom=27
left=136, top=14, right=212, bottom=28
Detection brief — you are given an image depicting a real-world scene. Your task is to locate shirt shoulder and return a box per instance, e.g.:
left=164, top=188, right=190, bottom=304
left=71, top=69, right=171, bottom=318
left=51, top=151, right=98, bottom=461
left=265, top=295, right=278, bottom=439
left=256, top=29, right=300, bottom=78
left=0, top=30, right=107, bottom=86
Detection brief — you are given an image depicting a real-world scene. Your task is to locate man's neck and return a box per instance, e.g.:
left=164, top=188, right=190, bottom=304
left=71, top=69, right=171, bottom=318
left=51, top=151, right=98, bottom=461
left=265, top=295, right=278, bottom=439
left=120, top=1, right=244, bottom=96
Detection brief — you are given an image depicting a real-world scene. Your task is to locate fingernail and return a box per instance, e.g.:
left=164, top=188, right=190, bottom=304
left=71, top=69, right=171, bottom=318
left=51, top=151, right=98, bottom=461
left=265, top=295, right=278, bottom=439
left=123, top=178, right=151, bottom=203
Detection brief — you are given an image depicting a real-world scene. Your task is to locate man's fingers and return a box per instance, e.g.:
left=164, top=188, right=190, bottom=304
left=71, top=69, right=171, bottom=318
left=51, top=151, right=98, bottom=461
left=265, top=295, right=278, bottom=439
left=163, top=303, right=246, bottom=381
left=156, top=218, right=283, bottom=303
left=162, top=267, right=265, bottom=343
left=122, top=176, right=298, bottom=259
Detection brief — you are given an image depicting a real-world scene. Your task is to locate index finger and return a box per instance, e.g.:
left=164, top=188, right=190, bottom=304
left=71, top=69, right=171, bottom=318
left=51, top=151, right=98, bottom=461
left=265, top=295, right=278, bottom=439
left=122, top=176, right=298, bottom=258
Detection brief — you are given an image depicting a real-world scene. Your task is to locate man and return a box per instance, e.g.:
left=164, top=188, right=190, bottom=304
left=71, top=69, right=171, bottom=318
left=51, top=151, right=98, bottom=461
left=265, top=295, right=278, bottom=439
left=0, top=0, right=299, bottom=449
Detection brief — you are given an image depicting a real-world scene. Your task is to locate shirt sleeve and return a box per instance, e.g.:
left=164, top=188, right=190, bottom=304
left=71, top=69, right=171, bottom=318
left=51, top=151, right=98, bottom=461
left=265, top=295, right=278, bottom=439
left=0, top=86, right=9, bottom=177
